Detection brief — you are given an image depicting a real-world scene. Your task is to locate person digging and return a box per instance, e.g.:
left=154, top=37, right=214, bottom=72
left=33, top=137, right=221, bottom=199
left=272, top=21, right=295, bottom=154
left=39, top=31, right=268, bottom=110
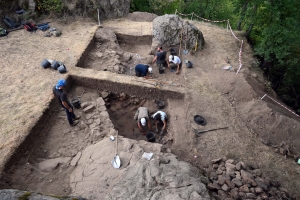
left=135, top=64, right=153, bottom=78
left=53, top=79, right=80, bottom=127
left=168, top=55, right=182, bottom=74
left=151, top=111, right=167, bottom=135
left=134, top=107, right=151, bottom=135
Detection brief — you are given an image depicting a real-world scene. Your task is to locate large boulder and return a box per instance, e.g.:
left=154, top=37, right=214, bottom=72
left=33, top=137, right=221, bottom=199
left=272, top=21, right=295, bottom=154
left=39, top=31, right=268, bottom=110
left=70, top=137, right=211, bottom=199
left=0, top=189, right=86, bottom=200
left=152, top=14, right=204, bottom=50
left=63, top=0, right=131, bottom=19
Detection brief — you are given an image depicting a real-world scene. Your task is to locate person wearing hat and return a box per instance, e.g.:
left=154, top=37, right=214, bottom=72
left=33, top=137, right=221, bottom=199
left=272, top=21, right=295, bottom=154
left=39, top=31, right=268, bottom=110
left=152, top=46, right=167, bottom=67
left=151, top=111, right=167, bottom=135
left=53, top=79, right=80, bottom=127
left=168, top=55, right=181, bottom=74
left=135, top=64, right=153, bottom=78
left=133, top=107, right=151, bottom=135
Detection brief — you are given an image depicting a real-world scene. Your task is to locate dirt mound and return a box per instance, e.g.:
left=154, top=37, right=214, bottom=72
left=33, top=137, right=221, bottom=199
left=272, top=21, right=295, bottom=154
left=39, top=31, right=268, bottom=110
left=126, top=12, right=158, bottom=22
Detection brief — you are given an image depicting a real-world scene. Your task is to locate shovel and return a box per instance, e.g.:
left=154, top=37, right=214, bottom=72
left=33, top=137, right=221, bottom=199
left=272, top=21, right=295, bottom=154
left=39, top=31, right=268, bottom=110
left=183, top=44, right=188, bottom=55
left=111, top=131, right=121, bottom=169
left=194, top=127, right=228, bottom=136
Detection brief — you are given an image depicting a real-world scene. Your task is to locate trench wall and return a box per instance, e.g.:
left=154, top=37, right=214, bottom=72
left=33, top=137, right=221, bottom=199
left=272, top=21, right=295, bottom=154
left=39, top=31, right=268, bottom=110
left=70, top=75, right=184, bottom=100
left=116, top=33, right=152, bottom=45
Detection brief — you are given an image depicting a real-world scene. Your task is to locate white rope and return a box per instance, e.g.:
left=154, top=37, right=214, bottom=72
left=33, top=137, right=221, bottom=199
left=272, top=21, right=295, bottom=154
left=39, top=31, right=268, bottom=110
left=176, top=10, right=244, bottom=74
left=261, top=94, right=300, bottom=118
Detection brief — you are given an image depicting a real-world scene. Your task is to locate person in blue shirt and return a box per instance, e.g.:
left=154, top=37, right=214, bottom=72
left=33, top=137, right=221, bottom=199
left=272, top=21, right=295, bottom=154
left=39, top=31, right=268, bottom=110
left=53, top=79, right=80, bottom=126
left=135, top=64, right=152, bottom=77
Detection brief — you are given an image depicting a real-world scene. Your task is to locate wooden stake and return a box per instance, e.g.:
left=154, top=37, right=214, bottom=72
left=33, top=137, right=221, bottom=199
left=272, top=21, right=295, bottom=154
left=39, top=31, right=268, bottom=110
left=179, top=27, right=183, bottom=56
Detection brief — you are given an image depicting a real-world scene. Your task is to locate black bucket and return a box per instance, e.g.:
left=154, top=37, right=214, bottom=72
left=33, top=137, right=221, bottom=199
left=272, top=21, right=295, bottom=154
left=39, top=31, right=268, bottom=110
left=156, top=100, right=165, bottom=109
left=71, top=98, right=81, bottom=109
left=41, top=59, right=51, bottom=69
left=159, top=66, right=165, bottom=74
left=51, top=61, right=60, bottom=70
left=146, top=132, right=155, bottom=142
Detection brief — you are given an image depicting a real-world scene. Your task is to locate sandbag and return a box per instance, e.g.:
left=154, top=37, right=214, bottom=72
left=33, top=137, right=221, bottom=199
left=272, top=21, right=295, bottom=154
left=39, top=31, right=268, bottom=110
left=41, top=59, right=51, bottom=68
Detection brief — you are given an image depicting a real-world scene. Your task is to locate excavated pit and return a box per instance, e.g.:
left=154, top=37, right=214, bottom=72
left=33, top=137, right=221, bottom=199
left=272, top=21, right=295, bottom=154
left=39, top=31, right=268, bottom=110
left=77, top=33, right=153, bottom=75
left=0, top=76, right=184, bottom=196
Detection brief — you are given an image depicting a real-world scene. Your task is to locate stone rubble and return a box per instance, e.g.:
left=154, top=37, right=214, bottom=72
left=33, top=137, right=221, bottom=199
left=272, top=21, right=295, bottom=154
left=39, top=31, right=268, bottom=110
left=207, top=158, right=293, bottom=199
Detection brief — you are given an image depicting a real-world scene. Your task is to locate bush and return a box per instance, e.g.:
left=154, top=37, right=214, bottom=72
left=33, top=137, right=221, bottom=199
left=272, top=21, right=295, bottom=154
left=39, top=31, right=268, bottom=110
left=38, top=0, right=64, bottom=13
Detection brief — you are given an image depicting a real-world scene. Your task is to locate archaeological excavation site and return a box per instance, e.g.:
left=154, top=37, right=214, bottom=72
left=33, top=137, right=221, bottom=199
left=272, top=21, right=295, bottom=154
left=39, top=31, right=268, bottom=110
left=0, top=11, right=299, bottom=200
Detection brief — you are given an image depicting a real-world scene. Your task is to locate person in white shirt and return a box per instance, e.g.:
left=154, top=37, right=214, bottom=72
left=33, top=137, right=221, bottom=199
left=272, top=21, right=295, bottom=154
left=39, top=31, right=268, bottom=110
left=168, top=55, right=181, bottom=74
left=151, top=111, right=167, bottom=135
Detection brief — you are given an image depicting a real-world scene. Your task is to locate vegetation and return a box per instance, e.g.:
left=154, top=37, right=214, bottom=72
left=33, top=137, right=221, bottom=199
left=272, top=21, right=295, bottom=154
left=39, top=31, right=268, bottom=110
left=131, top=0, right=300, bottom=112
left=37, top=0, right=64, bottom=13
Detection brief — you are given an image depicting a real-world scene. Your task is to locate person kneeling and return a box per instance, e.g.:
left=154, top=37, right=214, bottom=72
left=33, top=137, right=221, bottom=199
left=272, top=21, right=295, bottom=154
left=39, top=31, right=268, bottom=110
left=134, top=107, right=151, bottom=135
left=135, top=64, right=153, bottom=78
left=168, top=55, right=181, bottom=74
left=152, top=111, right=167, bottom=135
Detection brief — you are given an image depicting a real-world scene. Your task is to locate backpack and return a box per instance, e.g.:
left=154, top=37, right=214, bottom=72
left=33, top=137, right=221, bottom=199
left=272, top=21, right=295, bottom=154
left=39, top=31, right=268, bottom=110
left=38, top=23, right=49, bottom=31
left=23, top=22, right=37, bottom=32
left=0, top=28, right=8, bottom=37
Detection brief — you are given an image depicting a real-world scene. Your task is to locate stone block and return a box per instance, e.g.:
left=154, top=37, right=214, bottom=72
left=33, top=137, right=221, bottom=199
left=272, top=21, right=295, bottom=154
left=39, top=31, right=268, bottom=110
left=212, top=158, right=223, bottom=164
left=232, top=177, right=243, bottom=187
left=221, top=183, right=230, bottom=192
left=83, top=105, right=95, bottom=113
left=71, top=152, right=82, bottom=166
left=255, top=187, right=263, bottom=194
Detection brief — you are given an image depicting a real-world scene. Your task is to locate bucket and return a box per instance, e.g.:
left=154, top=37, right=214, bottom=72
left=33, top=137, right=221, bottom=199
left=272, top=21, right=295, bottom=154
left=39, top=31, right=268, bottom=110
left=159, top=66, right=165, bottom=74
left=51, top=61, right=60, bottom=70
left=41, top=59, right=51, bottom=68
left=156, top=100, right=165, bottom=109
left=71, top=98, right=81, bottom=109
left=146, top=132, right=155, bottom=142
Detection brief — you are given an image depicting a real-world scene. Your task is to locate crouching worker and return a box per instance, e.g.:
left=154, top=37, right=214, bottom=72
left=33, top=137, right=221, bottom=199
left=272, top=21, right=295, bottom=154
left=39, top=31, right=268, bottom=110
left=168, top=55, right=181, bottom=74
left=53, top=79, right=81, bottom=127
left=135, top=64, right=153, bottom=78
left=152, top=111, right=167, bottom=135
left=134, top=107, right=151, bottom=135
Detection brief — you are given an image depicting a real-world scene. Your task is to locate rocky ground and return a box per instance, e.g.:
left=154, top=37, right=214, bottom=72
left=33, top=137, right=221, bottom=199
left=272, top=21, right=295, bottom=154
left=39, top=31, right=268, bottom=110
left=0, top=12, right=299, bottom=199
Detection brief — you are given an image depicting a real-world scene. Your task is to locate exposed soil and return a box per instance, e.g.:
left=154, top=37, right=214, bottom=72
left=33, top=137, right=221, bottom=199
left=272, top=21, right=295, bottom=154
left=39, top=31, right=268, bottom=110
left=0, top=13, right=299, bottom=199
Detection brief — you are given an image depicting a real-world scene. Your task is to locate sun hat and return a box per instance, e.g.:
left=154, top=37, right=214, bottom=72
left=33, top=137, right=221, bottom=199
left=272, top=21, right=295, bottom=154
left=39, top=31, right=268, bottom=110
left=148, top=67, right=153, bottom=73
left=56, top=79, right=66, bottom=89
left=194, top=115, right=207, bottom=126
left=169, top=55, right=173, bottom=62
left=141, top=118, right=146, bottom=126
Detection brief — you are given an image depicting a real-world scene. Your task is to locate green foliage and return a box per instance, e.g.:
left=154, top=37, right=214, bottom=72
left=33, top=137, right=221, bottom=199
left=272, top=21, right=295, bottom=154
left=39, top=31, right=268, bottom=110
left=18, top=192, right=32, bottom=200
left=184, top=0, right=235, bottom=22
left=130, top=0, right=184, bottom=15
left=130, top=0, right=152, bottom=13
left=38, top=0, right=64, bottom=13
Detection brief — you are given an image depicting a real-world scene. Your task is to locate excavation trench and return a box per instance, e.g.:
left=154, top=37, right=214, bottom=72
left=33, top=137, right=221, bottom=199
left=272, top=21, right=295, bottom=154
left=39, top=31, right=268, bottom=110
left=0, top=76, right=184, bottom=196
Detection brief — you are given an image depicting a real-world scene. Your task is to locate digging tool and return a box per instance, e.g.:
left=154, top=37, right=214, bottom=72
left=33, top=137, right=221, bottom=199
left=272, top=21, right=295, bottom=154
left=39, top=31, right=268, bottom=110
left=135, top=80, right=161, bottom=88
left=179, top=27, right=183, bottom=56
left=143, top=78, right=181, bottom=87
left=183, top=27, right=188, bottom=55
left=194, top=127, right=228, bottom=136
left=112, top=131, right=121, bottom=169
left=195, top=33, right=198, bottom=52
